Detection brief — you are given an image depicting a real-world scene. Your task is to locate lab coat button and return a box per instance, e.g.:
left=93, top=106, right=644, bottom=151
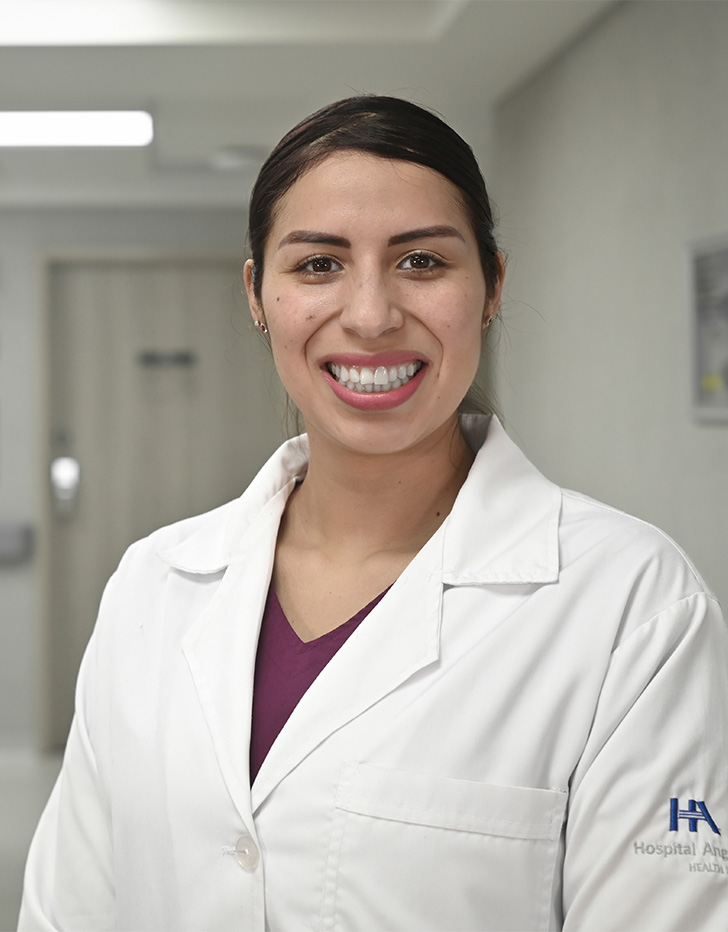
left=235, top=834, right=260, bottom=871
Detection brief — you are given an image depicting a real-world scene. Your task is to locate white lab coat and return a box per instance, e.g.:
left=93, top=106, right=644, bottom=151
left=20, top=416, right=728, bottom=932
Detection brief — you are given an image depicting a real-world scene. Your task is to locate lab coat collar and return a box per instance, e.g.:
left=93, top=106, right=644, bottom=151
left=443, top=416, right=561, bottom=585
left=158, top=415, right=561, bottom=586
left=157, top=434, right=310, bottom=575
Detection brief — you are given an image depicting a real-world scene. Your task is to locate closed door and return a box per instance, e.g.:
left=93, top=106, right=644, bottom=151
left=42, top=257, right=284, bottom=748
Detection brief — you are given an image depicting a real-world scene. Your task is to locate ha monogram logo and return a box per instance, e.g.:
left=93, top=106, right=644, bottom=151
left=669, top=798, right=721, bottom=835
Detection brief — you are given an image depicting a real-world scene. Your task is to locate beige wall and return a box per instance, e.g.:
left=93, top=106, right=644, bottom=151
left=493, top=0, right=728, bottom=606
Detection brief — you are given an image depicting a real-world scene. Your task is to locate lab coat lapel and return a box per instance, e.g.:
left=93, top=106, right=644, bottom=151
left=251, top=526, right=444, bottom=813
left=180, top=488, right=289, bottom=821
left=160, top=436, right=309, bottom=822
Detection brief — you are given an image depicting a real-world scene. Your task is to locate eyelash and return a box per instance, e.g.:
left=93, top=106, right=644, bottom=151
left=398, top=251, right=445, bottom=272
left=295, top=255, right=343, bottom=276
left=295, top=250, right=445, bottom=277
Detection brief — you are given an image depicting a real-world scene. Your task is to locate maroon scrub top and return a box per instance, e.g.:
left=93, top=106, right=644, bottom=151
left=249, top=585, right=389, bottom=783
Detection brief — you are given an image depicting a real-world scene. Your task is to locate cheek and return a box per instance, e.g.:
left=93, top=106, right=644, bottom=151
left=432, top=297, right=485, bottom=389
left=264, top=281, right=333, bottom=338
left=263, top=290, right=333, bottom=394
left=263, top=296, right=309, bottom=354
left=430, top=286, right=485, bottom=344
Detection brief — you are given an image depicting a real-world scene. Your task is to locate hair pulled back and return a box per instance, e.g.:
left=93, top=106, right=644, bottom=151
left=247, top=95, right=500, bottom=303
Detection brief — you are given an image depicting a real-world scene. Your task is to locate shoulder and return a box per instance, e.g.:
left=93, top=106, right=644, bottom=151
left=91, top=498, right=242, bottom=635
left=114, top=433, right=310, bottom=580
left=559, top=488, right=720, bottom=641
left=140, top=498, right=235, bottom=552
left=560, top=488, right=708, bottom=586
left=148, top=497, right=237, bottom=551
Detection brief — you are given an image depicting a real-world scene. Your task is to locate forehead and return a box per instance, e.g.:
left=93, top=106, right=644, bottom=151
left=269, top=151, right=470, bottom=241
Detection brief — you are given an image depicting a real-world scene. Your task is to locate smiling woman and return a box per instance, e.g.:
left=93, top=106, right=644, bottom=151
left=19, top=97, right=728, bottom=932
left=245, top=151, right=494, bottom=461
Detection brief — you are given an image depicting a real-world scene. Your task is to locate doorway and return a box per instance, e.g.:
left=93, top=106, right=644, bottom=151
left=40, top=255, right=284, bottom=748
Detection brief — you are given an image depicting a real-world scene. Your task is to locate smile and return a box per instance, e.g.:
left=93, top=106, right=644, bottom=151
left=326, top=361, right=423, bottom=394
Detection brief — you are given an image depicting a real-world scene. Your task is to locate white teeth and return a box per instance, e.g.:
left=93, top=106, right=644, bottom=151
left=328, top=360, right=423, bottom=393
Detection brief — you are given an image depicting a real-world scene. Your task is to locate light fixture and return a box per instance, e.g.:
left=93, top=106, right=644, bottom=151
left=0, top=111, right=154, bottom=147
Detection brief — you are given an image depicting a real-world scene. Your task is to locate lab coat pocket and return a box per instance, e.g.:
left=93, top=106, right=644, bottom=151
left=321, top=762, right=567, bottom=932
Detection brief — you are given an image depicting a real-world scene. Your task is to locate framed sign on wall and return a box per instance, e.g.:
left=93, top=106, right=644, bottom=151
left=692, top=235, right=728, bottom=422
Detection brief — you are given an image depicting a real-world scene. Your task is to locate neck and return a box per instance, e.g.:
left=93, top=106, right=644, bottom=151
left=286, top=417, right=475, bottom=561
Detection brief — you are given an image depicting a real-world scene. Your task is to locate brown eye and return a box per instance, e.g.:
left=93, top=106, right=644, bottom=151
left=399, top=252, right=442, bottom=271
left=300, top=255, right=342, bottom=275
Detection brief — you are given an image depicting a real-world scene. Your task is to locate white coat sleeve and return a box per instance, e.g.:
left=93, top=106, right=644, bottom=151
left=18, top=590, right=116, bottom=931
left=562, top=591, right=728, bottom=932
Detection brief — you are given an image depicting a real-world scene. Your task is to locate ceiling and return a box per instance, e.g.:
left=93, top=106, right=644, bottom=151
left=0, top=0, right=616, bottom=207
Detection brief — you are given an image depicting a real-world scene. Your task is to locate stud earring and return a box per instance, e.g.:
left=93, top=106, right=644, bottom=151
left=254, top=319, right=268, bottom=335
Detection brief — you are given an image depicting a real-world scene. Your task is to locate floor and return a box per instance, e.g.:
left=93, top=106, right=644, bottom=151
left=0, top=748, right=61, bottom=932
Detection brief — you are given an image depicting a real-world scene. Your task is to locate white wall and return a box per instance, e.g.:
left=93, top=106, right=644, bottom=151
left=0, top=208, right=246, bottom=746
left=493, top=0, right=728, bottom=607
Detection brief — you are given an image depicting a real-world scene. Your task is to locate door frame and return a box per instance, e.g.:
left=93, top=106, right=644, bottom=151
left=36, top=249, right=246, bottom=748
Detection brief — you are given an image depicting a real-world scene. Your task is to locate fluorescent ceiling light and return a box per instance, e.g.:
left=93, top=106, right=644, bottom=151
left=0, top=111, right=154, bottom=147
left=0, top=1, right=469, bottom=46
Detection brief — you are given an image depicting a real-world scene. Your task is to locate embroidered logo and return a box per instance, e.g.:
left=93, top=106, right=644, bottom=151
left=670, top=798, right=721, bottom=835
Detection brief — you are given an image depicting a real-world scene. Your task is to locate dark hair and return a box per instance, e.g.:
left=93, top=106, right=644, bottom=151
left=246, top=95, right=502, bottom=419
left=247, top=95, right=500, bottom=303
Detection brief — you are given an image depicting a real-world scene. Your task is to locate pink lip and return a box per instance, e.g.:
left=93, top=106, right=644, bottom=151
left=322, top=362, right=427, bottom=411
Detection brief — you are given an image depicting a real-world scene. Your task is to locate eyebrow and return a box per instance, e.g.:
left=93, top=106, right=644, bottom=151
left=277, top=225, right=465, bottom=251
left=387, top=226, right=465, bottom=246
left=277, top=231, right=350, bottom=250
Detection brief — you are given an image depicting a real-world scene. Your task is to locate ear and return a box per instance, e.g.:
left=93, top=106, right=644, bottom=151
left=483, top=251, right=506, bottom=329
left=243, top=259, right=263, bottom=324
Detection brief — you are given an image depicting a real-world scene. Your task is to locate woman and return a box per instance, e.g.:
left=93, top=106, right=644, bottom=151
left=21, top=96, right=728, bottom=931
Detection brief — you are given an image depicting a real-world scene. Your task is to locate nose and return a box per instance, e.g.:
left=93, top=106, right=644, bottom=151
left=338, top=269, right=403, bottom=340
